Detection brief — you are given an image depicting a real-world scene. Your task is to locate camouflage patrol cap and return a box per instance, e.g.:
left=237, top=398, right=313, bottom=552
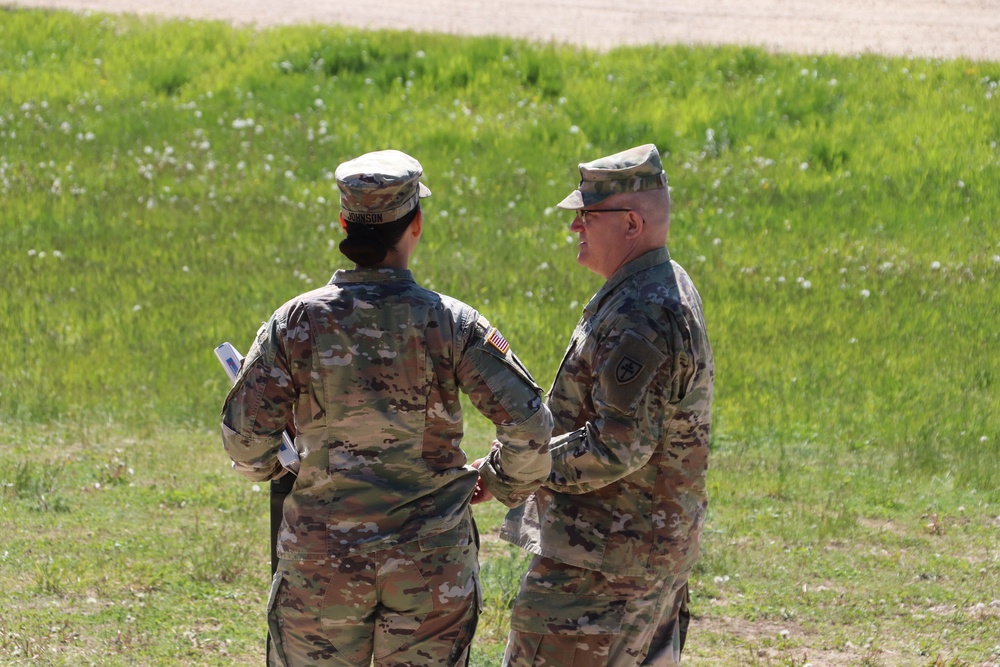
left=556, top=143, right=668, bottom=209
left=336, top=149, right=431, bottom=224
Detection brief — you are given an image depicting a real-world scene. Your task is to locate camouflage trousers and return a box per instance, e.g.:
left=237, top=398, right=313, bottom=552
left=503, top=556, right=688, bottom=667
left=267, top=524, right=480, bottom=667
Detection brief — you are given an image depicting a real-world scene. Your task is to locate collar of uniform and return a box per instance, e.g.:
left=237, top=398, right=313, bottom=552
left=329, top=267, right=416, bottom=285
left=584, top=246, right=672, bottom=315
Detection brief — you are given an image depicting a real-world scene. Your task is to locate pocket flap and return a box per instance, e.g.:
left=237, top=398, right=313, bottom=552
left=510, top=592, right=626, bottom=635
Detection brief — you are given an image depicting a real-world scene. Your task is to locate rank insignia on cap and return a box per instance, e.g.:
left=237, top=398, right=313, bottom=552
left=487, top=327, right=510, bottom=355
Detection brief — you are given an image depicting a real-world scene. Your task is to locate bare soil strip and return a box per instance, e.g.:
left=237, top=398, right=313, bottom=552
left=7, top=0, right=1000, bottom=61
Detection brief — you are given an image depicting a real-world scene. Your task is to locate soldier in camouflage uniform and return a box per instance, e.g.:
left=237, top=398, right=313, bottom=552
left=221, top=149, right=553, bottom=667
left=500, top=144, right=714, bottom=666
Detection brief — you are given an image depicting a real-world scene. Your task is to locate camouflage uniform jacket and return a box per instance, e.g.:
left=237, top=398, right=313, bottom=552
left=222, top=267, right=552, bottom=560
left=500, top=247, right=713, bottom=577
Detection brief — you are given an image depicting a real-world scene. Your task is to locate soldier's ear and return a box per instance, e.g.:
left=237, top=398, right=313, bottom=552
left=338, top=214, right=348, bottom=231
left=411, top=210, right=423, bottom=238
left=624, top=210, right=643, bottom=240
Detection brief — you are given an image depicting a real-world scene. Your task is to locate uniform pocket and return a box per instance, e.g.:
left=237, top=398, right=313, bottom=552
left=509, top=592, right=626, bottom=635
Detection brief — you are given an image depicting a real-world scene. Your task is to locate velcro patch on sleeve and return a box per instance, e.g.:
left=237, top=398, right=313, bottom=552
left=597, top=330, right=667, bottom=415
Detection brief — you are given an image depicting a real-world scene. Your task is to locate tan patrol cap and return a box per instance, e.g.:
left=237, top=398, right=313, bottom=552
left=557, top=143, right=668, bottom=210
left=336, top=149, right=431, bottom=224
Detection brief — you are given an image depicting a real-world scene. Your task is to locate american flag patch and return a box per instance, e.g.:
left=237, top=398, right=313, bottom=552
left=487, top=327, right=510, bottom=355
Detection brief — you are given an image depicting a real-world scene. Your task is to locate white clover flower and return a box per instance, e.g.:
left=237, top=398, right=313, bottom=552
left=712, top=238, right=721, bottom=246
left=930, top=261, right=942, bottom=270
left=777, top=276, right=786, bottom=283
left=801, top=280, right=812, bottom=289
left=132, top=304, right=142, bottom=312
left=800, top=162, right=809, bottom=171
left=860, top=289, right=870, bottom=298
left=569, top=125, right=579, bottom=134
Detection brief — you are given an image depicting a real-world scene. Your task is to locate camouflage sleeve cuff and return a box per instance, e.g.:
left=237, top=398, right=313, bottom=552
left=230, top=458, right=284, bottom=482
left=479, top=406, right=553, bottom=508
left=221, top=423, right=284, bottom=482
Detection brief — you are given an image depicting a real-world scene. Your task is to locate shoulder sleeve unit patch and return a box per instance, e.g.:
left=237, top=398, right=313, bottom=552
left=615, top=355, right=644, bottom=384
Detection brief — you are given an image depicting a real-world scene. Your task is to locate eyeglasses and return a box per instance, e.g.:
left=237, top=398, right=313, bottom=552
left=577, top=208, right=632, bottom=224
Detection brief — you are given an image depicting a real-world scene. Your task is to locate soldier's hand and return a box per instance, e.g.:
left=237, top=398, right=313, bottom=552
left=470, top=457, right=494, bottom=504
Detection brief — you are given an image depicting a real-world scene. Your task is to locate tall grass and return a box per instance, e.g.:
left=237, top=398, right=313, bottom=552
left=2, top=8, right=999, bottom=665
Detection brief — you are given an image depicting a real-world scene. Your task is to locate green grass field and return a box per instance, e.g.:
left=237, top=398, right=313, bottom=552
left=1, top=8, right=999, bottom=665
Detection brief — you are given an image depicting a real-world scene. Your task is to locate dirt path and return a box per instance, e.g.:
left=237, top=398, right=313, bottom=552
left=7, top=0, right=1000, bottom=61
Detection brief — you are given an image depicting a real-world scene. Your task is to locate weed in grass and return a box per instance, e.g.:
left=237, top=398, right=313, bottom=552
left=2, top=460, right=71, bottom=513
left=93, top=448, right=133, bottom=489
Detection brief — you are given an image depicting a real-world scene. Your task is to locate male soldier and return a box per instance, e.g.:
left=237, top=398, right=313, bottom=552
left=221, top=149, right=552, bottom=667
left=500, top=144, right=713, bottom=666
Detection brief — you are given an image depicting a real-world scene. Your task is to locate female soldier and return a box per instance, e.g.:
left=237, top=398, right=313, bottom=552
left=221, top=149, right=553, bottom=667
